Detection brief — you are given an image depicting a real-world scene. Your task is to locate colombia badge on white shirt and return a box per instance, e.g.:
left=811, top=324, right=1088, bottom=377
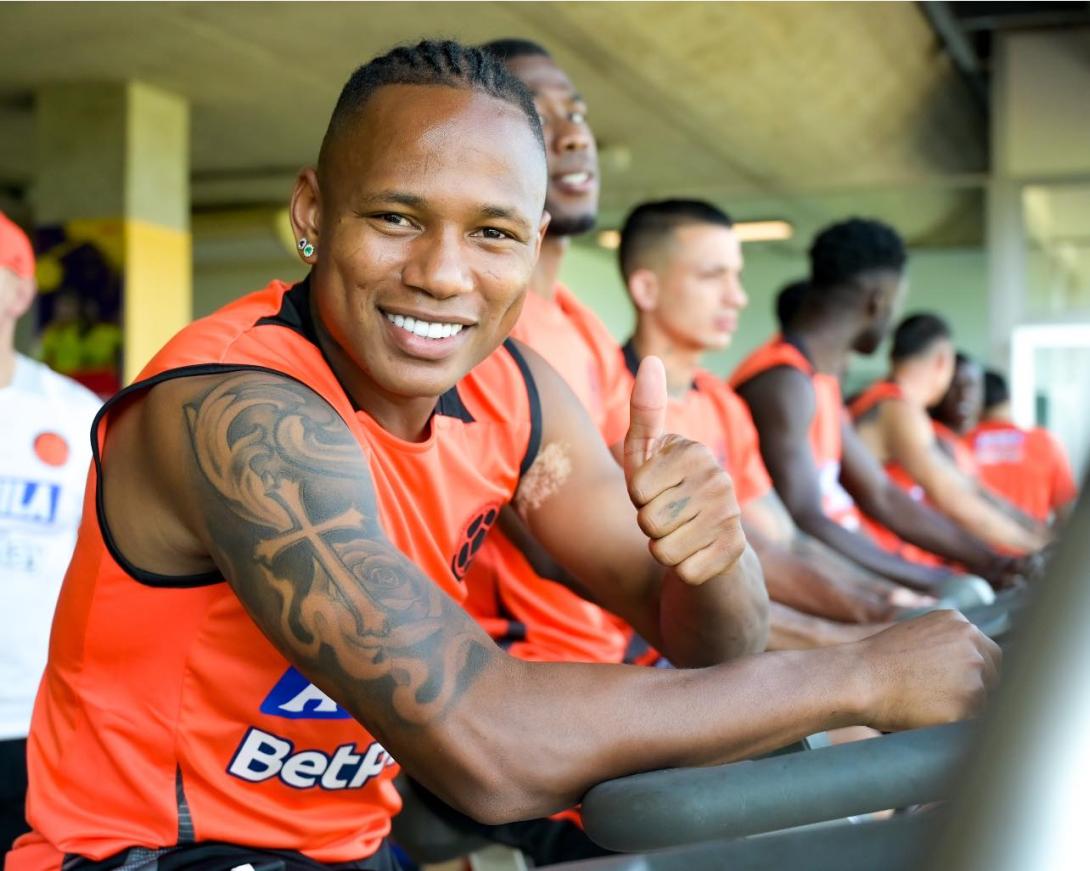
left=0, top=353, right=100, bottom=739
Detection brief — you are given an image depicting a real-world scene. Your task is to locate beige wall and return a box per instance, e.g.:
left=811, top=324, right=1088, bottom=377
left=996, top=29, right=1090, bottom=179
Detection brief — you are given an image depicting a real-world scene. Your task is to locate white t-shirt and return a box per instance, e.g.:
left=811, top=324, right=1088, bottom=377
left=0, top=353, right=100, bottom=739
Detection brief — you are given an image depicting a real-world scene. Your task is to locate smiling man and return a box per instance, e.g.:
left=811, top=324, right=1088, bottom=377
left=461, top=39, right=639, bottom=670
left=11, top=41, right=998, bottom=871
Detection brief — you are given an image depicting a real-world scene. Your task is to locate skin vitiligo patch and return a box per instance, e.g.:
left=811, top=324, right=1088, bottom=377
left=516, top=441, right=572, bottom=514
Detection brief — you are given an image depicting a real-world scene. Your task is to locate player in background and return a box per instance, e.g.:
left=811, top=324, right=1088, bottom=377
left=0, top=212, right=100, bottom=854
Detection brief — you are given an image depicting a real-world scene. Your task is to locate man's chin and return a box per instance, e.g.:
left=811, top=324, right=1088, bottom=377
left=545, top=211, right=597, bottom=238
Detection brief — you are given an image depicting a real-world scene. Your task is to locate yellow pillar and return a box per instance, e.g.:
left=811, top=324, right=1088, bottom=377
left=35, top=81, right=189, bottom=387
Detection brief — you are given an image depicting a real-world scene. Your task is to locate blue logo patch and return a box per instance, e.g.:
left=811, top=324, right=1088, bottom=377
left=260, top=667, right=350, bottom=720
left=0, top=478, right=61, bottom=525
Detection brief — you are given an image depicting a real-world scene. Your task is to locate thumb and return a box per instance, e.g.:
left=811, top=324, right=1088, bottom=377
left=624, top=355, right=668, bottom=480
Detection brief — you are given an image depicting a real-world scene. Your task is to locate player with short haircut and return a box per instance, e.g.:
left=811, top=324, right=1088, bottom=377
left=11, top=41, right=999, bottom=871
left=968, top=370, right=1077, bottom=525
left=0, top=213, right=100, bottom=856
left=851, top=314, right=1048, bottom=556
left=618, top=199, right=929, bottom=641
left=732, top=218, right=1030, bottom=591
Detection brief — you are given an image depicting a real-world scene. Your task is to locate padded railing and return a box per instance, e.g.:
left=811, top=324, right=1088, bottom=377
left=580, top=722, right=972, bottom=852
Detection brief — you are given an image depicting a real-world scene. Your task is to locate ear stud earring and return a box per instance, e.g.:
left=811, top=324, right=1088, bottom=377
left=297, top=238, right=315, bottom=258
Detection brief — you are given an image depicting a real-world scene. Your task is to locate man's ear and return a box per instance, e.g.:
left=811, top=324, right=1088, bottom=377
left=627, top=268, right=660, bottom=313
left=862, top=278, right=885, bottom=318
left=289, top=168, right=321, bottom=263
left=533, top=210, right=552, bottom=262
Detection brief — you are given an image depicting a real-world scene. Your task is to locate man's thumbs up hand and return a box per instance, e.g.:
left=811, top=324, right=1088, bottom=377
left=623, top=356, right=746, bottom=586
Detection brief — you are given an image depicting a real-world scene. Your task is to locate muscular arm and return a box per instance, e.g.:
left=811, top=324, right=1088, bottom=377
left=743, top=493, right=927, bottom=622
left=840, top=421, right=1006, bottom=581
left=737, top=368, right=953, bottom=591
left=99, top=370, right=997, bottom=825
left=511, top=344, right=768, bottom=666
left=882, top=401, right=1046, bottom=553
left=767, top=601, right=889, bottom=651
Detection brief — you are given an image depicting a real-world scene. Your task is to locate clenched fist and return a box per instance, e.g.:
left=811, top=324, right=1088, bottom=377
left=624, top=356, right=747, bottom=586
left=851, top=610, right=1001, bottom=732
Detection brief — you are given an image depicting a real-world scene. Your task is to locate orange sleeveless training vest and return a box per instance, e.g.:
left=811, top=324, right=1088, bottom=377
left=11, top=278, right=540, bottom=869
left=847, top=380, right=944, bottom=567
left=463, top=284, right=629, bottom=666
left=730, top=335, right=860, bottom=530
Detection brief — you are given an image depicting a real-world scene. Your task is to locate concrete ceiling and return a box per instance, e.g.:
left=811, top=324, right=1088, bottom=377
left=0, top=1, right=987, bottom=246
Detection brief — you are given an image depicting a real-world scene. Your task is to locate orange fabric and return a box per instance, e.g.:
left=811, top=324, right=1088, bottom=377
left=616, top=348, right=772, bottom=509
left=463, top=284, right=630, bottom=667
left=11, top=279, right=536, bottom=869
left=603, top=349, right=775, bottom=669
left=847, top=380, right=921, bottom=493
left=969, top=421, right=1078, bottom=522
left=848, top=380, right=942, bottom=567
left=511, top=285, right=630, bottom=447
left=730, top=336, right=860, bottom=530
left=848, top=379, right=904, bottom=422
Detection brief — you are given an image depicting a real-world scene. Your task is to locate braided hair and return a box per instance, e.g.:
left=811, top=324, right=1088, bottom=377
left=319, top=39, right=545, bottom=170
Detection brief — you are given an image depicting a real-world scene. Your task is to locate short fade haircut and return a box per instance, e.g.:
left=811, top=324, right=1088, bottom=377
left=809, top=217, right=906, bottom=289
left=318, top=39, right=545, bottom=174
left=890, top=312, right=952, bottom=362
left=983, top=369, right=1010, bottom=410
left=776, top=280, right=809, bottom=332
left=480, top=38, right=551, bottom=63
left=618, top=199, right=734, bottom=280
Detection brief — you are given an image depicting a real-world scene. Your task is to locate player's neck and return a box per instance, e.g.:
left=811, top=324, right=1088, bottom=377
left=529, top=235, right=568, bottom=301
left=309, top=299, right=437, bottom=442
left=984, top=405, right=1014, bottom=424
left=632, top=322, right=700, bottom=399
left=788, top=311, right=860, bottom=375
left=0, top=320, right=15, bottom=389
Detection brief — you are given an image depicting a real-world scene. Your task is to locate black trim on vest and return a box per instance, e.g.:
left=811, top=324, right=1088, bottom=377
left=502, top=338, right=542, bottom=478
left=435, top=386, right=475, bottom=424
left=175, top=766, right=196, bottom=844
left=257, top=274, right=474, bottom=421
left=91, top=362, right=325, bottom=589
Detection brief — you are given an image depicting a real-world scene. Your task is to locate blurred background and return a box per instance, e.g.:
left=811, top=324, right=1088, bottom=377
left=1, top=1, right=1088, bottom=474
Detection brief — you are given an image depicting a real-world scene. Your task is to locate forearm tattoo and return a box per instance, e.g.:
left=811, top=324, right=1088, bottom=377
left=184, top=373, right=492, bottom=729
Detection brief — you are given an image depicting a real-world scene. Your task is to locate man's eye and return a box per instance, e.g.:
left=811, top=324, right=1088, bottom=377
left=570, top=110, right=586, bottom=124
left=378, top=214, right=411, bottom=227
left=479, top=227, right=513, bottom=241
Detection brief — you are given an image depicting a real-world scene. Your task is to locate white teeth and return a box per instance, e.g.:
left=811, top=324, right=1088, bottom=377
left=385, top=311, right=465, bottom=340
left=561, top=172, right=589, bottom=184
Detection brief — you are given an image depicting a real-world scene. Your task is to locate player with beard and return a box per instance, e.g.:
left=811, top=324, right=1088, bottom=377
left=460, top=39, right=635, bottom=672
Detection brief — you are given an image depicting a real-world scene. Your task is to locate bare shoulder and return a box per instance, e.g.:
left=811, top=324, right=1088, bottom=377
left=506, top=338, right=601, bottom=442
left=102, top=370, right=356, bottom=577
left=881, top=396, right=935, bottom=445
left=736, top=366, right=815, bottom=431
